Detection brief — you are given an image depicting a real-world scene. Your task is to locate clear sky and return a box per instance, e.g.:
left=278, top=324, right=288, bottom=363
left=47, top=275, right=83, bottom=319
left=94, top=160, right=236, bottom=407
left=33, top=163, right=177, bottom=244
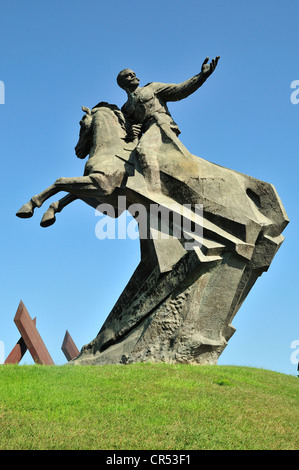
left=0, top=0, right=298, bottom=374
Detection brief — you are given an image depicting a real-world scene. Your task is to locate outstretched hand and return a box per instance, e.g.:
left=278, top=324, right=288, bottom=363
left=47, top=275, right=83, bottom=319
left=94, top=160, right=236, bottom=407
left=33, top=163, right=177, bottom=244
left=201, top=56, right=220, bottom=76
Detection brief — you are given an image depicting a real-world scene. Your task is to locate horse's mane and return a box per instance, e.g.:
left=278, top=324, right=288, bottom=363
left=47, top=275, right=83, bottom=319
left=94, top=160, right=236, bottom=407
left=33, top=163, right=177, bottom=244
left=91, top=101, right=126, bottom=131
left=92, top=101, right=119, bottom=112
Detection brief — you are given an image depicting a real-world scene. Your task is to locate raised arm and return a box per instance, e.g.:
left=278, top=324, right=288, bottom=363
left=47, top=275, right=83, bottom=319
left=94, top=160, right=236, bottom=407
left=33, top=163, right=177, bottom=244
left=157, top=56, right=220, bottom=102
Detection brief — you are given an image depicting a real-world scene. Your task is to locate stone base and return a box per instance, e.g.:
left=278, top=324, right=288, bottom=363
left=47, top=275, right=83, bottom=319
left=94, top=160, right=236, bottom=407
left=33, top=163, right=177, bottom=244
left=71, top=245, right=263, bottom=366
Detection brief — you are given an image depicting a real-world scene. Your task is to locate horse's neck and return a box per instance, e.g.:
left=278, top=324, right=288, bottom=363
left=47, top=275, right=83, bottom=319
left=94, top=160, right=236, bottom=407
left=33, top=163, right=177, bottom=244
left=90, top=109, right=126, bottom=156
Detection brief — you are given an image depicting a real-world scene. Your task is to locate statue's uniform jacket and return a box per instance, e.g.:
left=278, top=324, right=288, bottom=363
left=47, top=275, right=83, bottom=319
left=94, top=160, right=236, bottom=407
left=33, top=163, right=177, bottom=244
left=122, top=82, right=181, bottom=136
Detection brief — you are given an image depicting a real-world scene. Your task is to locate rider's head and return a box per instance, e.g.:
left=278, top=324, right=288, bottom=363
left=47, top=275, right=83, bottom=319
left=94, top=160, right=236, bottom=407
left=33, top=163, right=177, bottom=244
left=117, top=69, right=140, bottom=92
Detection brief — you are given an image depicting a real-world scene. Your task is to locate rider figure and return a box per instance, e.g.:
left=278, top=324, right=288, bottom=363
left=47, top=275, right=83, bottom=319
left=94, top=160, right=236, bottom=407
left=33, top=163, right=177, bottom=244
left=117, top=57, right=220, bottom=191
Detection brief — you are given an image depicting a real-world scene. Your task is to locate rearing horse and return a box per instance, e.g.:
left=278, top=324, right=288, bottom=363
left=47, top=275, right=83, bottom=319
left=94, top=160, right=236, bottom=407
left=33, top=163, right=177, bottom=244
left=16, top=102, right=136, bottom=226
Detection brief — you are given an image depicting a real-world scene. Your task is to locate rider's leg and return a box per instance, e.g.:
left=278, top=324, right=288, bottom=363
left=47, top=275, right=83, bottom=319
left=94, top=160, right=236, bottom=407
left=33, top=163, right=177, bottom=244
left=136, top=123, right=162, bottom=193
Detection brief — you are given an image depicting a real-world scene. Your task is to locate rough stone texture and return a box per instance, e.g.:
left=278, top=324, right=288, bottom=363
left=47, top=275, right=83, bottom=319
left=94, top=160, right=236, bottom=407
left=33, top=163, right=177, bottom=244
left=16, top=60, right=288, bottom=366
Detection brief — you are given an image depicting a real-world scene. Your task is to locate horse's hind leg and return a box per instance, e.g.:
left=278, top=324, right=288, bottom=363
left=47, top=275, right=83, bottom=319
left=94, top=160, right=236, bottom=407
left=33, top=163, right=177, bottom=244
left=40, top=194, right=77, bottom=227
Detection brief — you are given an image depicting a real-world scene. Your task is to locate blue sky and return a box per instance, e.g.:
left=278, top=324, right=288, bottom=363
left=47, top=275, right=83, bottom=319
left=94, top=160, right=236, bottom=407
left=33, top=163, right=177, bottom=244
left=0, top=0, right=298, bottom=374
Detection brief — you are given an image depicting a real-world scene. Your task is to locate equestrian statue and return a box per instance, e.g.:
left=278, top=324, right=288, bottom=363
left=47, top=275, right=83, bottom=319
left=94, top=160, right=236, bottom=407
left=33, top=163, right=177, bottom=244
left=16, top=57, right=289, bottom=365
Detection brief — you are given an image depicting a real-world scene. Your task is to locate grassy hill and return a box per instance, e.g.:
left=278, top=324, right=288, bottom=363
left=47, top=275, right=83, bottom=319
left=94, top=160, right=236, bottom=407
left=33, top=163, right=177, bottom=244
left=0, top=363, right=298, bottom=450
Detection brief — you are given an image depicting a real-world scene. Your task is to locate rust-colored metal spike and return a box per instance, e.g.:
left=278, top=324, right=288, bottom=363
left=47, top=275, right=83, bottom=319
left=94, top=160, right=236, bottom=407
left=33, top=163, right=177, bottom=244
left=4, top=317, right=36, bottom=364
left=13, top=300, right=54, bottom=365
left=61, top=330, right=80, bottom=361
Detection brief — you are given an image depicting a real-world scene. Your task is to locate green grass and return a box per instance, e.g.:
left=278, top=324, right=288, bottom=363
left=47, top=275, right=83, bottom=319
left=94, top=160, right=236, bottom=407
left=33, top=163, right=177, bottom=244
left=0, top=364, right=298, bottom=450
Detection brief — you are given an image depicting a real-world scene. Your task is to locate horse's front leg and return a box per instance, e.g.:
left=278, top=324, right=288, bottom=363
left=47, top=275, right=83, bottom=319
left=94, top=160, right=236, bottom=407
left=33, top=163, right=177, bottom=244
left=16, top=176, right=94, bottom=219
left=40, top=194, right=77, bottom=227
left=16, top=183, right=61, bottom=218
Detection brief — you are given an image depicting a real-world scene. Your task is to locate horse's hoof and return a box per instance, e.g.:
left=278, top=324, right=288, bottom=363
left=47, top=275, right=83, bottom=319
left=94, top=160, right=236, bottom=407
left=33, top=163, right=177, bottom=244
left=16, top=202, right=34, bottom=218
left=40, top=211, right=56, bottom=228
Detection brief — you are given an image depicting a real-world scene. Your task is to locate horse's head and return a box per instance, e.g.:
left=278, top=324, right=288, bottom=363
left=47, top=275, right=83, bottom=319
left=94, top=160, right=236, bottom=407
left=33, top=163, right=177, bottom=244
left=75, top=103, right=127, bottom=159
left=75, top=106, right=93, bottom=159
